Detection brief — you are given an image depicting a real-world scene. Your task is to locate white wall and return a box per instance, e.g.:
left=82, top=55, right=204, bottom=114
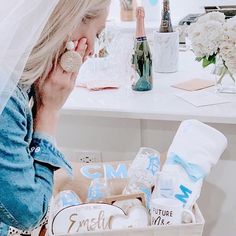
left=109, top=0, right=236, bottom=25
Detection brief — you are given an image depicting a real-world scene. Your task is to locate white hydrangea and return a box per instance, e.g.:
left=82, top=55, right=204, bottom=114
left=223, top=16, right=236, bottom=42
left=220, top=41, right=236, bottom=59
left=197, top=12, right=226, bottom=24
left=219, top=16, right=236, bottom=74
left=219, top=40, right=236, bottom=73
left=188, top=20, right=224, bottom=57
left=188, top=12, right=236, bottom=74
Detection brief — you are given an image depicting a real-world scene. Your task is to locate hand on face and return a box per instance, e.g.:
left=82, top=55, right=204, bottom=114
left=34, top=37, right=88, bottom=113
left=34, top=11, right=107, bottom=114
left=71, top=11, right=108, bottom=60
left=33, top=11, right=108, bottom=136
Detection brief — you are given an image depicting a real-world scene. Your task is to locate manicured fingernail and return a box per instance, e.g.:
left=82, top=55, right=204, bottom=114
left=81, top=38, right=87, bottom=44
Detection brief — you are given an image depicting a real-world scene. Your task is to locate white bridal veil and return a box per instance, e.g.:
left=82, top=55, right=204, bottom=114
left=0, top=0, right=59, bottom=114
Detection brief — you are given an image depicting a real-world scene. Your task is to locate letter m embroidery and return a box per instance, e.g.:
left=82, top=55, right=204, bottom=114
left=104, top=164, right=128, bottom=179
left=175, top=185, right=192, bottom=204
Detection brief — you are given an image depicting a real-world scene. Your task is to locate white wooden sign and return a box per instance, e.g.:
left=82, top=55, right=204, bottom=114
left=51, top=203, right=125, bottom=235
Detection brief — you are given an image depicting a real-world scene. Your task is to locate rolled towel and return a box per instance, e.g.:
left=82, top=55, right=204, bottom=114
left=162, top=119, right=227, bottom=209
left=168, top=119, right=227, bottom=175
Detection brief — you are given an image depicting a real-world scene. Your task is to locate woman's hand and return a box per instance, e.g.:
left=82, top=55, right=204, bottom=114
left=34, top=38, right=87, bottom=136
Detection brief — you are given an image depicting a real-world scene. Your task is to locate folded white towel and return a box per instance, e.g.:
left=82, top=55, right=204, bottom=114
left=162, top=119, right=227, bottom=209
left=167, top=119, right=227, bottom=175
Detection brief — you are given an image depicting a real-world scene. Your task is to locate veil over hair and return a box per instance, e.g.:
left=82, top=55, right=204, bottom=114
left=0, top=0, right=59, bottom=114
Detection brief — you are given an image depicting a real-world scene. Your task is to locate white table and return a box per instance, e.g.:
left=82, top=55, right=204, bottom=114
left=62, top=51, right=236, bottom=124
left=57, top=50, right=236, bottom=236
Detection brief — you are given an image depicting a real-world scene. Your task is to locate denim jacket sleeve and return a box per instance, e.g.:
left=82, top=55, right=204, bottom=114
left=0, top=86, right=72, bottom=232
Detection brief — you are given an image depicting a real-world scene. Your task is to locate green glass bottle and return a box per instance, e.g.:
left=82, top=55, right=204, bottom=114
left=160, top=0, right=173, bottom=33
left=131, top=7, right=153, bottom=92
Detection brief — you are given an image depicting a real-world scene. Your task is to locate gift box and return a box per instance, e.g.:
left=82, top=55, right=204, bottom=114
left=48, top=155, right=205, bottom=236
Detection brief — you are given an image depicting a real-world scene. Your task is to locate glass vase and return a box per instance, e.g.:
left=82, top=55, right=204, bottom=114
left=214, top=57, right=236, bottom=94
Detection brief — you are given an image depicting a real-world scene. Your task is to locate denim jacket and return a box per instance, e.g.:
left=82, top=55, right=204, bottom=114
left=0, top=85, right=72, bottom=235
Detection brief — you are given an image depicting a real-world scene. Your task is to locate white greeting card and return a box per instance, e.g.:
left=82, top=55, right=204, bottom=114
left=176, top=91, right=230, bottom=107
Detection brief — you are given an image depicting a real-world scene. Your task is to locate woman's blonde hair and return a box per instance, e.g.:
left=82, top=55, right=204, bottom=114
left=20, top=0, right=110, bottom=85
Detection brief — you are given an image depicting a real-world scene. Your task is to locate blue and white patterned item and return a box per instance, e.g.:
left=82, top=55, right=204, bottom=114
left=87, top=178, right=111, bottom=202
left=123, top=147, right=161, bottom=209
left=126, top=147, right=160, bottom=187
left=154, top=171, right=176, bottom=199
left=54, top=190, right=82, bottom=213
left=123, top=179, right=152, bottom=210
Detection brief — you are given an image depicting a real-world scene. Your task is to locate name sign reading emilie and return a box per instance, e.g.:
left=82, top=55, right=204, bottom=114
left=51, top=203, right=125, bottom=235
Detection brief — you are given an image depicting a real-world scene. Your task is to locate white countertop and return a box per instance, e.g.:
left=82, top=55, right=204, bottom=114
left=62, top=51, right=236, bottom=124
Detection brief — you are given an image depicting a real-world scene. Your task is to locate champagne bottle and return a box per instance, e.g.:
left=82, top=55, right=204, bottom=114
left=160, top=0, right=173, bottom=33
left=131, top=7, right=153, bottom=91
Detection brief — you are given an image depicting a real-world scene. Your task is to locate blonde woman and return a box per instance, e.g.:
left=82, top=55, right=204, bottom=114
left=0, top=0, right=111, bottom=235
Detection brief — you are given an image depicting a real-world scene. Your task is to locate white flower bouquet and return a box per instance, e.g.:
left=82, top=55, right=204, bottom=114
left=188, top=12, right=236, bottom=93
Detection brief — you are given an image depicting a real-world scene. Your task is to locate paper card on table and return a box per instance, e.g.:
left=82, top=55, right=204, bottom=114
left=176, top=91, right=230, bottom=107
left=172, top=79, right=215, bottom=91
left=77, top=79, right=120, bottom=91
